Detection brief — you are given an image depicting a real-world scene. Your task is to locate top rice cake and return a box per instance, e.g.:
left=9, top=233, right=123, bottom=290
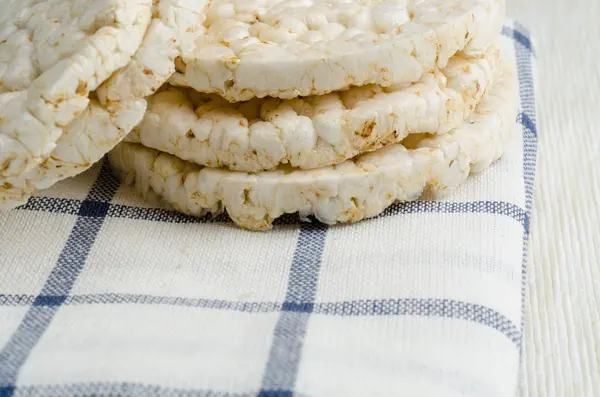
left=172, top=0, right=505, bottom=102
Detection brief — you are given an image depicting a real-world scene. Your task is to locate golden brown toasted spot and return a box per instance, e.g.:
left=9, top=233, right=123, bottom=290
left=76, top=80, right=88, bottom=95
left=0, top=159, right=11, bottom=172
left=174, top=57, right=186, bottom=73
left=358, top=120, right=376, bottom=138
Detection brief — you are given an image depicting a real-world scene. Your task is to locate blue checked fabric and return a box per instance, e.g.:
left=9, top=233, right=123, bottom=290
left=0, top=22, right=536, bottom=397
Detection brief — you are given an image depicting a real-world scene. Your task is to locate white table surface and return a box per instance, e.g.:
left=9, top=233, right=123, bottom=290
left=506, top=1, right=600, bottom=395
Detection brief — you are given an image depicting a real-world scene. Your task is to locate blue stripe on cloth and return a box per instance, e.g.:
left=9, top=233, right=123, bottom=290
left=3, top=383, right=258, bottom=397
left=519, top=112, right=537, bottom=138
left=381, top=200, right=529, bottom=231
left=315, top=299, right=521, bottom=346
left=512, top=24, right=538, bottom=356
left=19, top=196, right=80, bottom=215
left=258, top=224, right=328, bottom=396
left=0, top=293, right=520, bottom=345
left=501, top=26, right=534, bottom=54
left=514, top=21, right=536, bottom=53
left=20, top=195, right=529, bottom=230
left=0, top=161, right=120, bottom=394
left=514, top=27, right=538, bottom=212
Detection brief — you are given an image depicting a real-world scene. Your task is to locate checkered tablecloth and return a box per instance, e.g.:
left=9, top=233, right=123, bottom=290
left=0, top=22, right=536, bottom=397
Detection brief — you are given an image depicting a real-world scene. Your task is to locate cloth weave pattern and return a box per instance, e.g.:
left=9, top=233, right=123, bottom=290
left=0, top=21, right=537, bottom=397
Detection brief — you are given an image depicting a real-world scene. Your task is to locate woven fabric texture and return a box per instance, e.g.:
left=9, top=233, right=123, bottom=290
left=0, top=22, right=536, bottom=397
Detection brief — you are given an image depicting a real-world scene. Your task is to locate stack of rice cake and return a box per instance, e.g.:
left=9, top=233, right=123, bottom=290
left=0, top=0, right=516, bottom=231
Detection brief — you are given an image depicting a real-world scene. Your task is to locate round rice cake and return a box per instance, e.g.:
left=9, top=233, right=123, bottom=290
left=172, top=0, right=505, bottom=102
left=0, top=96, right=147, bottom=209
left=0, top=0, right=211, bottom=210
left=96, top=0, right=210, bottom=110
left=108, top=58, right=518, bottom=231
left=0, top=0, right=152, bottom=183
left=128, top=45, right=501, bottom=173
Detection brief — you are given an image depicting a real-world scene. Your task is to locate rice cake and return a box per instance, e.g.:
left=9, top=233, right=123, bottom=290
left=0, top=0, right=210, bottom=209
left=128, top=45, right=501, bottom=172
left=108, top=57, right=518, bottom=230
left=172, top=0, right=505, bottom=101
left=0, top=0, right=152, bottom=183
